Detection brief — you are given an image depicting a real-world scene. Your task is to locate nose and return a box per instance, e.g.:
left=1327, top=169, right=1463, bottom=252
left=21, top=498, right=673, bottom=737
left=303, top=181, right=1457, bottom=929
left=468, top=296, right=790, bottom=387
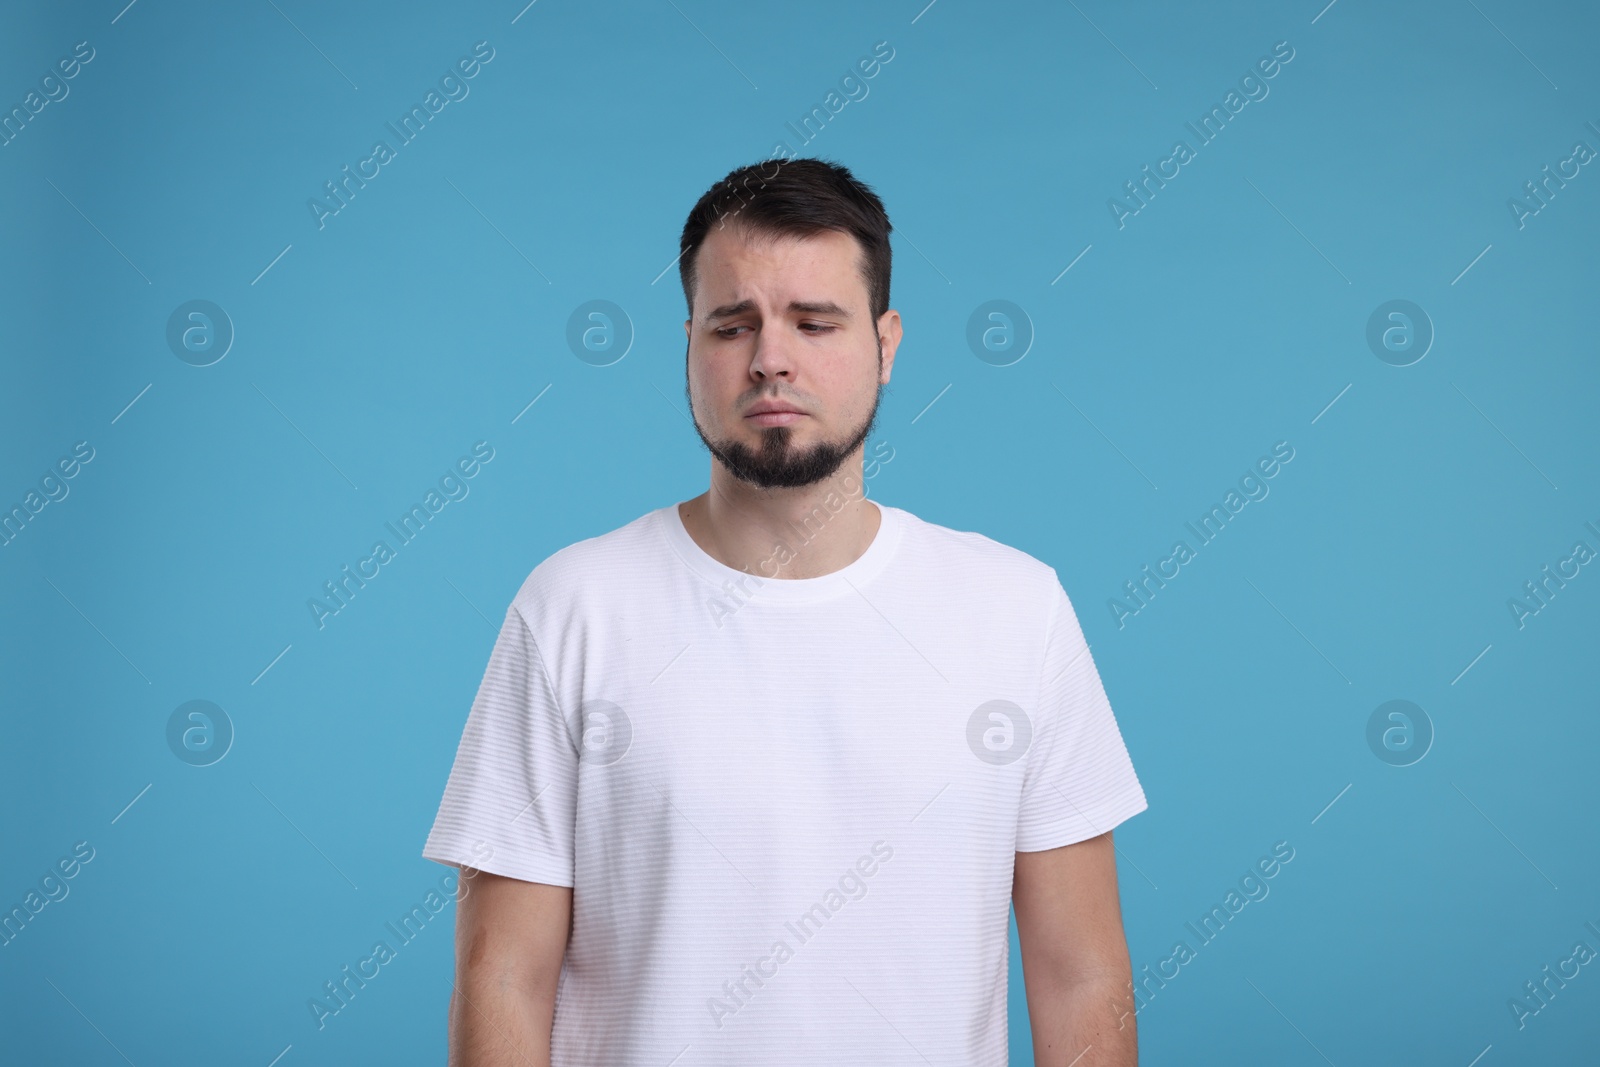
left=748, top=325, right=796, bottom=383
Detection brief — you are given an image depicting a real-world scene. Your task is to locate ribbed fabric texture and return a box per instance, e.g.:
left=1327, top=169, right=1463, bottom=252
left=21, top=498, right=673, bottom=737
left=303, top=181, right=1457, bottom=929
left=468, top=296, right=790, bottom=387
left=423, top=500, right=1148, bottom=1065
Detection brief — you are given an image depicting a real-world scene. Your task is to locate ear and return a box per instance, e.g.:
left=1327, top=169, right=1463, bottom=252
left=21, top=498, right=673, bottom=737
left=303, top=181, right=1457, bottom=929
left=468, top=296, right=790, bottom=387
left=876, top=309, right=903, bottom=384
left=683, top=318, right=692, bottom=342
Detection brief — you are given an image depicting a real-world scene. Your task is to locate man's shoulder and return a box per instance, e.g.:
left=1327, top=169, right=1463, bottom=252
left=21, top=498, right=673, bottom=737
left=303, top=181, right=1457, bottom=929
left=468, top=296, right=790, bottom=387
left=891, top=503, right=1062, bottom=596
left=508, top=504, right=668, bottom=613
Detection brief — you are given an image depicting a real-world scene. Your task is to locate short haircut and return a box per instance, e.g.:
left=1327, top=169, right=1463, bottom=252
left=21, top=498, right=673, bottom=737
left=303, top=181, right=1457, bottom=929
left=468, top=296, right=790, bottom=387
left=678, top=157, right=893, bottom=325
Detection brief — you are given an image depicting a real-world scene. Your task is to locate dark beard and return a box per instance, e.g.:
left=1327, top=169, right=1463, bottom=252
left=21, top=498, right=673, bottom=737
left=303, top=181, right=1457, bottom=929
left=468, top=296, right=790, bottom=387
left=687, top=350, right=883, bottom=490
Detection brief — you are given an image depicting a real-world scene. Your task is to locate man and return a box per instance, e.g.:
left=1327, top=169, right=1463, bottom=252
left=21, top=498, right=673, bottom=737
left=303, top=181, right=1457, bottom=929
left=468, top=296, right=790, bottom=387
left=423, top=158, right=1149, bottom=1065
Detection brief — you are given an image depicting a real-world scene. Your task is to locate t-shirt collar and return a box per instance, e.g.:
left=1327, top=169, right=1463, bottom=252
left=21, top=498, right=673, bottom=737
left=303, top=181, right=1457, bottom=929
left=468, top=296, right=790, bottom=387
left=658, top=496, right=902, bottom=604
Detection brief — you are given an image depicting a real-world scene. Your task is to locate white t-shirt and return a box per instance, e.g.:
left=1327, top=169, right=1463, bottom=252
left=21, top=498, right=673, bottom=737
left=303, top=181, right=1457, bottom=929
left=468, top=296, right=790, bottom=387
left=423, top=499, right=1148, bottom=1065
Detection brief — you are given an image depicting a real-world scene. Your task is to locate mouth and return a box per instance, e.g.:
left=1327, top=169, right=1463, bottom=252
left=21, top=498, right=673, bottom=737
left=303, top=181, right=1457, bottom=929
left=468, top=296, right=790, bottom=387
left=745, top=410, right=805, bottom=427
left=744, top=400, right=806, bottom=427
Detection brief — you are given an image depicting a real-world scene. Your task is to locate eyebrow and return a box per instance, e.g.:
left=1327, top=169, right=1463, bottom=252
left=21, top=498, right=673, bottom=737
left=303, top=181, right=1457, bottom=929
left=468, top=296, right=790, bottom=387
left=702, top=299, right=853, bottom=324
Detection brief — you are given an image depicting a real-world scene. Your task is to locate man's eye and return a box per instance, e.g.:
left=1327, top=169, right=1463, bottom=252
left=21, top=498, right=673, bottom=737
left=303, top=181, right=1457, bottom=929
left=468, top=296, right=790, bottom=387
left=801, top=324, right=836, bottom=333
left=716, top=326, right=748, bottom=338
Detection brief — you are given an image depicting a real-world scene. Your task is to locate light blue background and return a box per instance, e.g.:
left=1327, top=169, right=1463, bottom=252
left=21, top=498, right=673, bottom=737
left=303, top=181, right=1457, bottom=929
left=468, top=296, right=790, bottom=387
left=2, top=1, right=1597, bottom=1063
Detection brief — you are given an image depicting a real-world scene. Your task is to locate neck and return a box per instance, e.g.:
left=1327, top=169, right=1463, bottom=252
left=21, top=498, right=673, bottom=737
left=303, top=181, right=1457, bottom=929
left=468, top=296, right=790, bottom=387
left=680, top=455, right=880, bottom=580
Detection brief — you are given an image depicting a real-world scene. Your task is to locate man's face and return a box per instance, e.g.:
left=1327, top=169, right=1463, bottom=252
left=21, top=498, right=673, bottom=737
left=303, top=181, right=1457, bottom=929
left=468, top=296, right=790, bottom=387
left=683, top=224, right=899, bottom=490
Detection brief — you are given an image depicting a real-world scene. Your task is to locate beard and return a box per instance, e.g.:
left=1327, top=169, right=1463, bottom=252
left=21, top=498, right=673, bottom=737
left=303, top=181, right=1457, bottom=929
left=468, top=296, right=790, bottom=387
left=688, top=347, right=884, bottom=490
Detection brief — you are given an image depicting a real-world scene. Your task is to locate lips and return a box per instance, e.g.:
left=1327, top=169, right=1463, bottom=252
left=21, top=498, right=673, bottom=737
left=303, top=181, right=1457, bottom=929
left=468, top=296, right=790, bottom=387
left=745, top=400, right=805, bottom=417
left=744, top=403, right=806, bottom=428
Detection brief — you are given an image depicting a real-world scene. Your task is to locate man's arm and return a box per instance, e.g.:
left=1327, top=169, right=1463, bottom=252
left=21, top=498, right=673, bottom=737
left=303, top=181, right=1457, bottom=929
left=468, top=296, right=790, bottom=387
left=1012, top=830, right=1138, bottom=1066
left=449, top=866, right=572, bottom=1066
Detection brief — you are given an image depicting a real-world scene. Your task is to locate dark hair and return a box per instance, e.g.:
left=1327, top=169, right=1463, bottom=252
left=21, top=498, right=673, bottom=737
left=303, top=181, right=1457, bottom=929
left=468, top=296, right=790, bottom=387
left=678, top=157, right=893, bottom=326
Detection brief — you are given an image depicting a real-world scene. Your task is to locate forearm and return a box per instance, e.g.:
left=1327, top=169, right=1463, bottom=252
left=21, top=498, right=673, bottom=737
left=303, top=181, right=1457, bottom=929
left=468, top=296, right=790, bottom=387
left=448, top=978, right=554, bottom=1067
left=1025, top=968, right=1138, bottom=1066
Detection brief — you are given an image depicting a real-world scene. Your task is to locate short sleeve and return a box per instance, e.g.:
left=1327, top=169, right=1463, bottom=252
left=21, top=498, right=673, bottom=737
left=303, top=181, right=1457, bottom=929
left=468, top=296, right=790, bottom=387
left=422, top=604, right=578, bottom=886
left=1015, top=575, right=1148, bottom=852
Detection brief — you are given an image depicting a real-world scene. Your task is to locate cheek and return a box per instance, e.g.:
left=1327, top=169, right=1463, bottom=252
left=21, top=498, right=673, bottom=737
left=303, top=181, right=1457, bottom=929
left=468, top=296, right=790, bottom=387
left=809, top=366, right=876, bottom=431
left=688, top=354, right=744, bottom=417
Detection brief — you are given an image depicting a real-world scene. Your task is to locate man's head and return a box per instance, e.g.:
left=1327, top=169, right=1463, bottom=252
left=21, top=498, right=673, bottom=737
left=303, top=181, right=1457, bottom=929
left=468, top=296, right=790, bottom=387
left=678, top=158, right=900, bottom=490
